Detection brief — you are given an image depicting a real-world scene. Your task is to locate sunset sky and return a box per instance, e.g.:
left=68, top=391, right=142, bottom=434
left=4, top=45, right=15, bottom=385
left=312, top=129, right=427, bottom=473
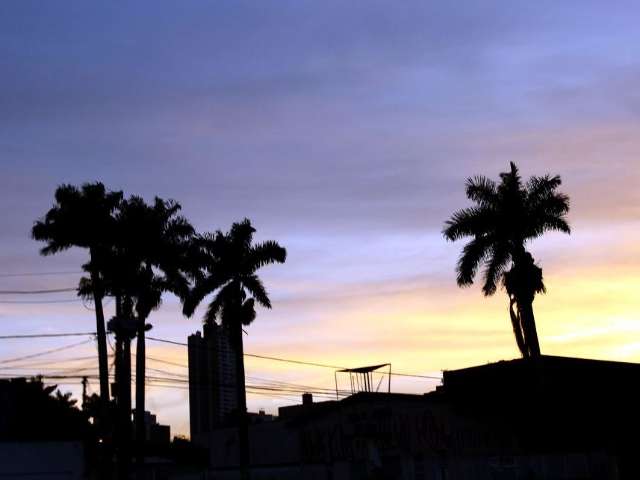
left=1, top=1, right=639, bottom=436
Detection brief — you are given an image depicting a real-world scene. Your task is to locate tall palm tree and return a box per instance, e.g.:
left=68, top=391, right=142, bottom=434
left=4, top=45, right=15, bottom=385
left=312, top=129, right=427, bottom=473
left=183, top=219, right=286, bottom=480
left=115, top=196, right=194, bottom=463
left=77, top=194, right=193, bottom=473
left=32, top=183, right=122, bottom=416
left=443, top=162, right=570, bottom=358
left=78, top=231, right=140, bottom=479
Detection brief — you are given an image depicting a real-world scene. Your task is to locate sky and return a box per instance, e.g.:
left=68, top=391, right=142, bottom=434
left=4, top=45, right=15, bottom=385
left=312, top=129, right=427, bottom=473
left=1, top=1, right=639, bottom=437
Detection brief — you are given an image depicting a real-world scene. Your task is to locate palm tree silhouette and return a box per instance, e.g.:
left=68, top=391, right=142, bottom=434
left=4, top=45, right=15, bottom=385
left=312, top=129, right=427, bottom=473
left=77, top=226, right=139, bottom=478
left=32, top=183, right=122, bottom=418
left=115, top=196, right=194, bottom=463
left=443, top=162, right=570, bottom=358
left=183, top=219, right=286, bottom=480
left=77, top=195, right=193, bottom=473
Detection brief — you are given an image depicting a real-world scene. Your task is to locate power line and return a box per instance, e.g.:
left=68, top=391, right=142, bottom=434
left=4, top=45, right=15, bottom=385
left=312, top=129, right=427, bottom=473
left=1, top=372, right=347, bottom=400
left=0, top=287, right=77, bottom=295
left=0, top=331, right=442, bottom=380
left=146, top=336, right=442, bottom=380
left=0, top=299, right=81, bottom=304
left=144, top=336, right=187, bottom=347
left=0, top=355, right=103, bottom=370
left=0, top=338, right=93, bottom=365
left=0, top=271, right=81, bottom=278
left=146, top=355, right=188, bottom=369
left=248, top=352, right=345, bottom=370
left=147, top=336, right=345, bottom=369
left=0, top=332, right=96, bottom=340
left=383, top=371, right=441, bottom=380
left=140, top=367, right=349, bottom=396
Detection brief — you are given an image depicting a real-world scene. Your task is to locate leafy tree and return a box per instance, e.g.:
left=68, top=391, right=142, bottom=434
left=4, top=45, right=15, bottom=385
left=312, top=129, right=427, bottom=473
left=0, top=377, right=94, bottom=442
left=183, top=219, right=286, bottom=480
left=32, top=183, right=122, bottom=415
left=443, top=162, right=570, bottom=357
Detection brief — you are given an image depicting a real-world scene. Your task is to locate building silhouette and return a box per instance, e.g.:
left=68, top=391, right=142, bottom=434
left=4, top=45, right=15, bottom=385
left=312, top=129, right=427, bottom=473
left=203, top=355, right=640, bottom=479
left=132, top=410, right=171, bottom=446
left=188, top=322, right=238, bottom=443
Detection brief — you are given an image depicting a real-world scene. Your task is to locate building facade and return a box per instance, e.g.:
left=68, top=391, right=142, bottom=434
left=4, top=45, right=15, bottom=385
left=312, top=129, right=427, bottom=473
left=188, top=322, right=238, bottom=444
left=132, top=410, right=171, bottom=446
left=201, top=356, right=640, bottom=479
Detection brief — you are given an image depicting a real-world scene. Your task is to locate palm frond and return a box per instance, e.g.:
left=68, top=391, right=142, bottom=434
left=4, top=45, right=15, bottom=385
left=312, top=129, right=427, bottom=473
left=456, top=235, right=491, bottom=286
left=526, top=174, right=562, bottom=198
left=182, top=273, right=229, bottom=317
left=443, top=206, right=495, bottom=241
left=77, top=276, right=94, bottom=301
left=528, top=192, right=570, bottom=217
left=249, top=240, right=287, bottom=270
left=528, top=215, right=571, bottom=237
left=229, top=218, right=255, bottom=250
left=242, top=274, right=271, bottom=309
left=208, top=281, right=243, bottom=326
left=481, top=244, right=510, bottom=296
left=465, top=176, right=498, bottom=207
left=526, top=184, right=570, bottom=238
left=497, top=163, right=524, bottom=205
left=203, top=300, right=219, bottom=326
left=239, top=298, right=257, bottom=326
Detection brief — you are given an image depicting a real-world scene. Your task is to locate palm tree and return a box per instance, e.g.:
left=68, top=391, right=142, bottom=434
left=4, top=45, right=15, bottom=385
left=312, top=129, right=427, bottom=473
left=32, top=183, right=122, bottom=417
left=77, top=229, right=140, bottom=479
left=183, top=219, right=286, bottom=480
left=77, top=194, right=193, bottom=472
left=114, top=196, right=194, bottom=463
left=77, top=209, right=169, bottom=477
left=443, top=162, right=570, bottom=358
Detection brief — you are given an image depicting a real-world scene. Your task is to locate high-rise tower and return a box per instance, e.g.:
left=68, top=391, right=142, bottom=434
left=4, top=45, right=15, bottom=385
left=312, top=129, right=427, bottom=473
left=188, top=322, right=238, bottom=444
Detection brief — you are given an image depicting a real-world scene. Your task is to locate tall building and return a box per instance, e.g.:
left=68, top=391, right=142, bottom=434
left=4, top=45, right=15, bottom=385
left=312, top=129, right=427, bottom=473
left=188, top=322, right=238, bottom=443
left=132, top=410, right=171, bottom=446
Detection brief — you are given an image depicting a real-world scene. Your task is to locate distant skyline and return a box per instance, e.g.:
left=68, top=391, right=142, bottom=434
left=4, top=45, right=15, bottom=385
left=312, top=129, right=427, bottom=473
left=1, top=1, right=639, bottom=436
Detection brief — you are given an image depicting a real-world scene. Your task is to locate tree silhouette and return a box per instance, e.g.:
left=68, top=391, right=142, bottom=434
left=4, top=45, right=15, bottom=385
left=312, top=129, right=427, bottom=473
left=0, top=377, right=94, bottom=442
left=183, top=219, right=286, bottom=480
left=79, top=266, right=137, bottom=478
left=32, top=183, right=122, bottom=422
left=115, top=196, right=194, bottom=464
left=443, top=162, right=570, bottom=358
left=79, top=195, right=194, bottom=466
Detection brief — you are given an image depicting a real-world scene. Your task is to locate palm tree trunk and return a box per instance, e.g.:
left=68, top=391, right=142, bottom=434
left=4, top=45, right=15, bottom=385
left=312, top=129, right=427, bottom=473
left=114, top=333, right=121, bottom=469
left=509, top=296, right=528, bottom=358
left=234, top=323, right=251, bottom=480
left=519, top=299, right=541, bottom=357
left=114, top=330, right=127, bottom=480
left=122, top=336, right=132, bottom=479
left=114, top=295, right=132, bottom=480
left=88, top=252, right=110, bottom=407
left=89, top=256, right=113, bottom=480
left=135, top=316, right=146, bottom=469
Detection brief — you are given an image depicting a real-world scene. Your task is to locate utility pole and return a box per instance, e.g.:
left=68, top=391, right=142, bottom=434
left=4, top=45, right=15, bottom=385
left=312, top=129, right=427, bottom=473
left=81, top=376, right=88, bottom=407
